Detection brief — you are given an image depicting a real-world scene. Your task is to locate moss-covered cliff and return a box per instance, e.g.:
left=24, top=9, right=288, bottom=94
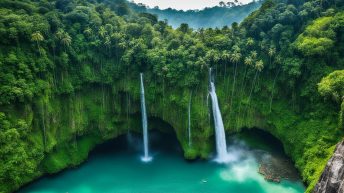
left=1, top=69, right=341, bottom=193
left=0, top=0, right=344, bottom=193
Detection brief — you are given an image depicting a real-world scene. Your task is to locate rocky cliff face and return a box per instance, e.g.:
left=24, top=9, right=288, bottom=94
left=314, top=141, right=344, bottom=193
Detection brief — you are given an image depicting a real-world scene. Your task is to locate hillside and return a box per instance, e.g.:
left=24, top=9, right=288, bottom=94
left=0, top=0, right=344, bottom=193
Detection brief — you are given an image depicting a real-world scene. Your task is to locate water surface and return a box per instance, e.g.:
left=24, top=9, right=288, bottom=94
left=19, top=131, right=305, bottom=193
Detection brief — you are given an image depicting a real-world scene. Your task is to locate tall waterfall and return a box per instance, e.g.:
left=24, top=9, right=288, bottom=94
left=188, top=95, right=192, bottom=147
left=209, top=68, right=228, bottom=162
left=140, top=73, right=152, bottom=162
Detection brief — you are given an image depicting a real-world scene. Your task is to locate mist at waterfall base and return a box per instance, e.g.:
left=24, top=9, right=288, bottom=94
left=19, top=131, right=305, bottom=193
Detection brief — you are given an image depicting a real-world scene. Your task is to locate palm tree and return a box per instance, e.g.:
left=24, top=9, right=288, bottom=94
left=111, top=32, right=126, bottom=64
left=268, top=47, right=276, bottom=58
left=104, top=36, right=111, bottom=55
left=268, top=47, right=276, bottom=66
left=236, top=55, right=254, bottom=127
left=213, top=52, right=220, bottom=64
left=246, top=38, right=254, bottom=47
left=247, top=60, right=264, bottom=109
left=241, top=56, right=254, bottom=87
left=55, top=30, right=72, bottom=51
left=269, top=55, right=282, bottom=112
left=111, top=32, right=122, bottom=42
left=31, top=31, right=44, bottom=49
left=250, top=51, right=257, bottom=59
left=230, top=52, right=241, bottom=64
left=104, top=36, right=111, bottom=46
left=229, top=51, right=241, bottom=113
left=56, top=29, right=65, bottom=40
left=244, top=51, right=258, bottom=90
left=255, top=60, right=264, bottom=72
left=61, top=33, right=72, bottom=49
left=84, top=27, right=93, bottom=37
left=244, top=56, right=254, bottom=67
left=240, top=56, right=254, bottom=94
left=99, top=26, right=107, bottom=39
left=105, top=24, right=114, bottom=34
left=221, top=50, right=230, bottom=77
left=205, top=50, right=220, bottom=76
left=253, top=59, right=264, bottom=91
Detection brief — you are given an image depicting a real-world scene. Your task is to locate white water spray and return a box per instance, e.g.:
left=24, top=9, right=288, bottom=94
left=209, top=68, right=228, bottom=163
left=140, top=73, right=152, bottom=162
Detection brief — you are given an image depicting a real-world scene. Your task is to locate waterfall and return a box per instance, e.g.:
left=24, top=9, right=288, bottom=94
left=209, top=68, right=228, bottom=163
left=140, top=73, right=152, bottom=162
left=188, top=95, right=192, bottom=147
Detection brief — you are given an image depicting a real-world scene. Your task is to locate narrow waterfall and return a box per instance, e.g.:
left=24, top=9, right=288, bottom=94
left=140, top=73, right=152, bottom=162
left=209, top=68, right=228, bottom=162
left=188, top=95, right=192, bottom=147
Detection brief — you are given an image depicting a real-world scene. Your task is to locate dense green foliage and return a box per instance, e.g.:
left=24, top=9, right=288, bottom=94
left=0, top=0, right=344, bottom=192
left=129, top=1, right=263, bottom=29
left=318, top=70, right=344, bottom=129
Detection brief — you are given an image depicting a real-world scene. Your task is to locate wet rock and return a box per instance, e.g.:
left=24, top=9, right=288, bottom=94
left=257, top=151, right=299, bottom=183
left=314, top=141, right=344, bottom=193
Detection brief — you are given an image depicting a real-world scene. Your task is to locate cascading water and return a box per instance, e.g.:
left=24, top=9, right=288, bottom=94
left=188, top=95, right=192, bottom=147
left=209, top=68, right=228, bottom=163
left=140, top=73, right=152, bottom=162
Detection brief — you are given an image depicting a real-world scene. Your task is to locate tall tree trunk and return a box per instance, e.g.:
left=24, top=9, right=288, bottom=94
left=41, top=100, right=47, bottom=150
left=269, top=67, right=281, bottom=112
left=245, top=70, right=259, bottom=120
left=224, top=61, right=227, bottom=81
left=229, top=62, right=238, bottom=116
left=236, top=65, right=248, bottom=128
left=71, top=96, right=77, bottom=148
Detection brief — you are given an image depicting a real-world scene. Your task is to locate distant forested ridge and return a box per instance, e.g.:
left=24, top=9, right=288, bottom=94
left=129, top=1, right=264, bottom=28
left=0, top=0, right=344, bottom=193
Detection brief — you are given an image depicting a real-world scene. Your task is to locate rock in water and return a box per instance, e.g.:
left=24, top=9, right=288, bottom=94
left=314, top=141, right=344, bottom=193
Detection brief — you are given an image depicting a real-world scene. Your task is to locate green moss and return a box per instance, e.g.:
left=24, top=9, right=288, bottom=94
left=305, top=145, right=336, bottom=193
left=184, top=147, right=198, bottom=160
left=42, top=136, right=101, bottom=174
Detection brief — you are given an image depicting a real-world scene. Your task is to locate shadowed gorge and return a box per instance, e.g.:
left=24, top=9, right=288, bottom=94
left=0, top=0, right=344, bottom=193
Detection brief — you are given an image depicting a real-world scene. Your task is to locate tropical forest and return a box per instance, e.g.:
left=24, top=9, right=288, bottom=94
left=0, top=0, right=344, bottom=192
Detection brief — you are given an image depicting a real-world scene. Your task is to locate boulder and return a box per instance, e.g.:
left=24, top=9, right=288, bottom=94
left=314, top=141, right=344, bottom=193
